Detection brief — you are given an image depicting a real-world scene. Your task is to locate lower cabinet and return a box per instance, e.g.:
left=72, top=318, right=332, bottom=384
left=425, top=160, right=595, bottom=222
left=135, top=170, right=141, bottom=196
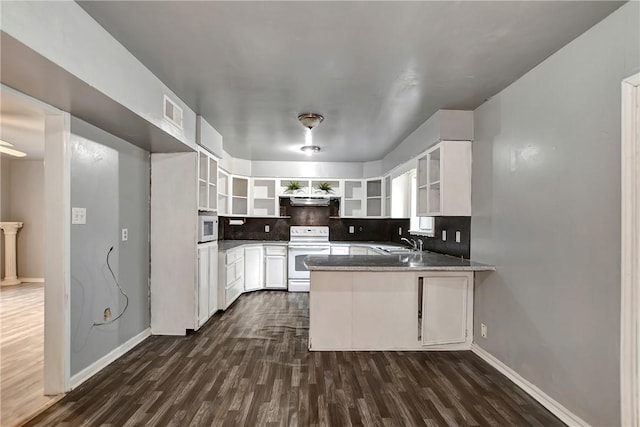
left=219, top=247, right=245, bottom=310
left=264, top=246, right=287, bottom=289
left=196, top=242, right=218, bottom=330
left=309, top=270, right=473, bottom=350
left=244, top=246, right=264, bottom=291
left=421, top=275, right=469, bottom=346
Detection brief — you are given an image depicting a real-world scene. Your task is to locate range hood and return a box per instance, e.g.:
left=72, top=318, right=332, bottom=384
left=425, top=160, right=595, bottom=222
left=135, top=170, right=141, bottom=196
left=289, top=196, right=331, bottom=206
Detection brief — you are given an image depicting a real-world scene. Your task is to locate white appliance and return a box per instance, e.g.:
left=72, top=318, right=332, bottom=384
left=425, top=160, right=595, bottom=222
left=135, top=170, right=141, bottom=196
left=288, top=226, right=330, bottom=292
left=198, top=213, right=218, bottom=243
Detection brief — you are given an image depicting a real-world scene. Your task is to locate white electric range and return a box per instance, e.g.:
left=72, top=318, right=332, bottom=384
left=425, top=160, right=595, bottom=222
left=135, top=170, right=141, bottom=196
left=288, top=226, right=330, bottom=292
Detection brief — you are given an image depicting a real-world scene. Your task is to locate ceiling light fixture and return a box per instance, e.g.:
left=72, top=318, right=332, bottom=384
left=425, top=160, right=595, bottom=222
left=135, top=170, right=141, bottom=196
left=298, top=113, right=323, bottom=156
left=0, top=140, right=26, bottom=158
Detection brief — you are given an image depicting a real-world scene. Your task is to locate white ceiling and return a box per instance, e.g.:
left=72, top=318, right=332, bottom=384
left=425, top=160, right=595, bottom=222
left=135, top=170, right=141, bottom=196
left=0, top=88, right=46, bottom=160
left=77, top=1, right=623, bottom=162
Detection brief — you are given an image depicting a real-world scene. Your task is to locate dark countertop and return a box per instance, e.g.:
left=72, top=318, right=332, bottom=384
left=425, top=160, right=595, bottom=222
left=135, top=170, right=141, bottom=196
left=304, top=252, right=495, bottom=272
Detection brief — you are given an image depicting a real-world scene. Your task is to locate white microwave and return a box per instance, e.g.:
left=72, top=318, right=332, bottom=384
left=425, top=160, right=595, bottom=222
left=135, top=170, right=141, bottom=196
left=198, top=214, right=218, bottom=243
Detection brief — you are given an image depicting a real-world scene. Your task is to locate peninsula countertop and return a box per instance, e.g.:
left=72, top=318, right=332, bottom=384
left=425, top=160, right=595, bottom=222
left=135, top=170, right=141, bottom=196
left=304, top=252, right=495, bottom=272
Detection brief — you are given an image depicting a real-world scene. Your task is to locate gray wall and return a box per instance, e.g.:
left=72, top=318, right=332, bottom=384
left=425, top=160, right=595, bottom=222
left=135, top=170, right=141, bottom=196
left=471, top=2, right=639, bottom=426
left=69, top=117, right=150, bottom=376
left=4, top=159, right=44, bottom=279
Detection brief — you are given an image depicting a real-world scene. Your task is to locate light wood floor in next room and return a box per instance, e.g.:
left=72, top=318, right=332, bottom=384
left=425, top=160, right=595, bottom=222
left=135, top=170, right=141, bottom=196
left=28, top=292, right=564, bottom=426
left=1, top=283, right=61, bottom=427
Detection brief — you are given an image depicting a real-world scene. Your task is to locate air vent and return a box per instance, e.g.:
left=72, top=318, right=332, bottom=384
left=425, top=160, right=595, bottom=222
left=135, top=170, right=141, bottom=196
left=163, top=95, right=183, bottom=130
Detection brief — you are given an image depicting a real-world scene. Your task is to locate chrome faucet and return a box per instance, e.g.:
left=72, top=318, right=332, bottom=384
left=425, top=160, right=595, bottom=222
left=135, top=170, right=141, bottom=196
left=401, top=237, right=418, bottom=251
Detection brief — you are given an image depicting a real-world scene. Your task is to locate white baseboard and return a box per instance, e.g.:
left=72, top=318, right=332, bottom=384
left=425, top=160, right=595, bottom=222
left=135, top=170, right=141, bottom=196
left=20, top=277, right=45, bottom=283
left=471, top=344, right=590, bottom=427
left=70, top=328, right=151, bottom=390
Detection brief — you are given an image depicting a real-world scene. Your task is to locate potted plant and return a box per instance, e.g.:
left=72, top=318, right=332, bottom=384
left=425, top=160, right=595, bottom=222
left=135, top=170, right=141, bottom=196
left=316, top=182, right=334, bottom=194
left=285, top=181, right=302, bottom=193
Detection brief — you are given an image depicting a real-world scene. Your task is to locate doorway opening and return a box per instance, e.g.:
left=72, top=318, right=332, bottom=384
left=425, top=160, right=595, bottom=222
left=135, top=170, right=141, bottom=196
left=0, top=85, right=69, bottom=425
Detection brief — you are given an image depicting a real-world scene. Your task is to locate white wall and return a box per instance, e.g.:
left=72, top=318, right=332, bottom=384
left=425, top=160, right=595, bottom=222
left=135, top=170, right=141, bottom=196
left=471, top=2, right=639, bottom=425
left=0, top=156, right=11, bottom=277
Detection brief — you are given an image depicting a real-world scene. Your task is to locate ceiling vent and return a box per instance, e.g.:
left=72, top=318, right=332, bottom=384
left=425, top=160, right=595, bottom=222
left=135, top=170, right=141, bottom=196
left=163, top=95, right=183, bottom=130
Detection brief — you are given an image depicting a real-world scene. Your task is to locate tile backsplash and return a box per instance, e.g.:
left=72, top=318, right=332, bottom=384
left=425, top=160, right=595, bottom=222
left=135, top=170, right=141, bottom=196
left=219, top=215, right=471, bottom=258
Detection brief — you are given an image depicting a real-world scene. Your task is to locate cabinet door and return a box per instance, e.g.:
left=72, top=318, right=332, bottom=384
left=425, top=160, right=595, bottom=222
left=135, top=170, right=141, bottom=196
left=208, top=243, right=218, bottom=316
left=265, top=256, right=287, bottom=289
left=330, top=246, right=349, bottom=255
left=422, top=276, right=468, bottom=345
left=244, top=246, right=263, bottom=291
left=349, top=246, right=368, bottom=256
left=196, top=246, right=209, bottom=328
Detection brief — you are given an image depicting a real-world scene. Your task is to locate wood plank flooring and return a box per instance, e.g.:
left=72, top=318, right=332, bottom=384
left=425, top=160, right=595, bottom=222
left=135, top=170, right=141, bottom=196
left=1, top=283, right=61, bottom=427
left=27, top=291, right=564, bottom=426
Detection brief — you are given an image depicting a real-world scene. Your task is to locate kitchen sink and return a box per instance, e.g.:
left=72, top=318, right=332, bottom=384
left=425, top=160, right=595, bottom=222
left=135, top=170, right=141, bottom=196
left=374, top=246, right=414, bottom=254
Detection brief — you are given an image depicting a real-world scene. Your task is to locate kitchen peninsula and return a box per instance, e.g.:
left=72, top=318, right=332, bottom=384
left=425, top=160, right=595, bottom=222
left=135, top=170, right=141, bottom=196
left=305, top=252, right=494, bottom=351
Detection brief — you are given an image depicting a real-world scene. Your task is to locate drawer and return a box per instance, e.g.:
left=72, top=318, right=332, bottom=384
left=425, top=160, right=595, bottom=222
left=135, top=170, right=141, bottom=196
left=330, top=246, right=350, bottom=255
left=225, top=279, right=243, bottom=308
left=225, top=263, right=235, bottom=287
left=265, top=246, right=287, bottom=256
left=235, top=259, right=244, bottom=281
left=225, top=249, right=237, bottom=265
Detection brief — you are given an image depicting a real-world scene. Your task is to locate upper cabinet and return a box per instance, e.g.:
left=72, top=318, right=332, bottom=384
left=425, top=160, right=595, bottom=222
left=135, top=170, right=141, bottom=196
left=217, top=169, right=230, bottom=215
left=417, top=140, right=471, bottom=216
left=251, top=178, right=278, bottom=216
left=365, top=178, right=383, bottom=217
left=342, top=180, right=364, bottom=217
left=231, top=176, right=249, bottom=215
left=197, top=148, right=218, bottom=212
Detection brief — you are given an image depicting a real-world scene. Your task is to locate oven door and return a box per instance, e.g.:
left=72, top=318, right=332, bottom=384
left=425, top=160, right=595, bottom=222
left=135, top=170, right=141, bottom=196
left=288, top=245, right=331, bottom=281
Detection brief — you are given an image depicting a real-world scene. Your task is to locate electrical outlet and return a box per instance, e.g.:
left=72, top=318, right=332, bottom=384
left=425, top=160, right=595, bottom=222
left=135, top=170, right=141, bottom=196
left=455, top=231, right=461, bottom=243
left=442, top=230, right=447, bottom=241
left=121, top=228, right=128, bottom=241
left=264, top=225, right=270, bottom=233
left=398, top=227, right=402, bottom=235
left=71, top=207, right=86, bottom=225
left=349, top=226, right=355, bottom=234
left=104, top=307, right=112, bottom=321
left=481, top=323, right=488, bottom=338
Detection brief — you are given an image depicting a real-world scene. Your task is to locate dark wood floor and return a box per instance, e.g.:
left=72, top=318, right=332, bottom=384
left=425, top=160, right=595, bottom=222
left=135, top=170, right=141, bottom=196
left=28, top=292, right=564, bottom=426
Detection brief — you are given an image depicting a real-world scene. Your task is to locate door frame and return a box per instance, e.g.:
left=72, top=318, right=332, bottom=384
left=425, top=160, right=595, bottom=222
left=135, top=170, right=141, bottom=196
left=621, top=72, right=640, bottom=427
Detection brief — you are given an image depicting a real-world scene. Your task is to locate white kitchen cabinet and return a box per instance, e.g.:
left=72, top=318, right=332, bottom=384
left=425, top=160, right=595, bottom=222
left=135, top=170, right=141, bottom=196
left=384, top=175, right=392, bottom=217
left=219, top=247, right=245, bottom=310
left=207, top=246, right=218, bottom=316
left=196, top=245, right=209, bottom=329
left=231, top=176, right=249, bottom=215
left=150, top=152, right=199, bottom=336
left=264, top=246, right=287, bottom=289
left=330, top=245, right=350, bottom=255
left=349, top=246, right=369, bottom=256
left=365, top=178, right=383, bottom=217
left=251, top=178, right=278, bottom=216
left=342, top=180, right=364, bottom=217
left=244, top=245, right=264, bottom=291
left=196, top=241, right=219, bottom=329
left=197, top=147, right=218, bottom=212
left=421, top=274, right=470, bottom=346
left=218, top=169, right=230, bottom=215
left=417, top=140, right=471, bottom=216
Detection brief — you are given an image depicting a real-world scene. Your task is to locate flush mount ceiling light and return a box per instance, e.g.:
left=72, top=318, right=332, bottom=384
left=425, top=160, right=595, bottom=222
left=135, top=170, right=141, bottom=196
left=298, top=113, right=323, bottom=156
left=0, top=140, right=26, bottom=158
left=300, top=145, right=320, bottom=155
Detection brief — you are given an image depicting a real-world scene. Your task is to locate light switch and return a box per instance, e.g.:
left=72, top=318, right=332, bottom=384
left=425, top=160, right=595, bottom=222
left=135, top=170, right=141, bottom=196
left=398, top=227, right=402, bottom=235
left=121, top=228, right=128, bottom=241
left=455, top=231, right=461, bottom=243
left=264, top=225, right=270, bottom=233
left=349, top=226, right=355, bottom=234
left=442, top=230, right=447, bottom=241
left=72, top=207, right=86, bottom=225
